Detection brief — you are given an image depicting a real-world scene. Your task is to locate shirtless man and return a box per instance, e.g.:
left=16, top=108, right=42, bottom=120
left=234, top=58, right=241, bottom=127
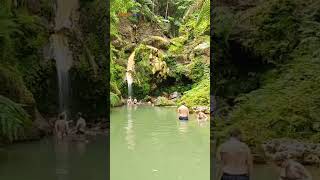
left=55, top=113, right=69, bottom=140
left=127, top=97, right=132, bottom=105
left=197, top=111, right=208, bottom=121
left=216, top=128, right=253, bottom=180
left=273, top=152, right=312, bottom=180
left=177, top=102, right=189, bottom=120
left=76, top=112, right=86, bottom=135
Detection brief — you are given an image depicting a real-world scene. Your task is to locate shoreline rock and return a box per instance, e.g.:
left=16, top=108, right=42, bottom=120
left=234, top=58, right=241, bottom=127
left=262, top=139, right=320, bottom=166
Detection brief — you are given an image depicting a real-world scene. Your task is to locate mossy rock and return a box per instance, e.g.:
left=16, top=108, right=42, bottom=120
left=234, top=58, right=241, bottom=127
left=154, top=96, right=176, bottom=106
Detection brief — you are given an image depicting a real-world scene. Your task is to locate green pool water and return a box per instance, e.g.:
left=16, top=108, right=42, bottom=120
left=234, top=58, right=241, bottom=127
left=110, top=105, right=210, bottom=180
left=0, top=136, right=108, bottom=180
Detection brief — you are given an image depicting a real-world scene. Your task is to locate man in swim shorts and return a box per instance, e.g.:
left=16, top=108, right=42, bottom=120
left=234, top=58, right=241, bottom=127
left=177, top=102, right=189, bottom=120
left=216, top=128, right=253, bottom=180
left=55, top=113, right=69, bottom=140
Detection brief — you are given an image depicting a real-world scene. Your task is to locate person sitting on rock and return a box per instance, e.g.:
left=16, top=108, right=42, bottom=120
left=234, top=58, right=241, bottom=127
left=133, top=98, right=138, bottom=104
left=55, top=113, right=69, bottom=140
left=76, top=112, right=86, bottom=135
left=177, top=102, right=189, bottom=120
left=197, top=111, right=208, bottom=121
left=273, top=152, right=312, bottom=180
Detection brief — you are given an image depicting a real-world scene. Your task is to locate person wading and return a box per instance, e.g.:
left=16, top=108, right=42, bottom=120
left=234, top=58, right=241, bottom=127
left=216, top=128, right=253, bottom=180
left=197, top=111, right=208, bottom=121
left=55, top=113, right=69, bottom=140
left=273, top=152, right=312, bottom=180
left=177, top=102, right=189, bottom=120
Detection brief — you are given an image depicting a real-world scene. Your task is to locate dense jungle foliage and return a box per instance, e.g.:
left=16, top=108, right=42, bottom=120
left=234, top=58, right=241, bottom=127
left=0, top=0, right=107, bottom=143
left=213, top=0, right=320, bottom=147
left=110, top=0, right=210, bottom=109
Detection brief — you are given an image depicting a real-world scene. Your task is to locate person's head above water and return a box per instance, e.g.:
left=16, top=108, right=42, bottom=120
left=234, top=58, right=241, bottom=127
left=181, top=102, right=186, bottom=106
left=229, top=128, right=242, bottom=140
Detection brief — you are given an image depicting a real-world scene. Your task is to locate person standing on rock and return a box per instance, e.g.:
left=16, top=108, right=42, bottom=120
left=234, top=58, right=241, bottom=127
left=177, top=102, right=189, bottom=120
left=216, top=128, right=253, bottom=180
left=273, top=152, right=312, bottom=180
left=55, top=113, right=69, bottom=140
left=76, top=112, right=86, bottom=135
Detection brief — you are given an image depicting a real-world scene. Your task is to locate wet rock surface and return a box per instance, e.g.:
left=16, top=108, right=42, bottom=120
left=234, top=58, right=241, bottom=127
left=262, top=139, right=320, bottom=165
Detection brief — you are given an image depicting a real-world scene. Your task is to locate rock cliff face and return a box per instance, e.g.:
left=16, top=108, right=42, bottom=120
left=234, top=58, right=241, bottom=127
left=111, top=4, right=210, bottom=108
left=0, top=0, right=108, bottom=143
left=214, top=0, right=320, bottom=162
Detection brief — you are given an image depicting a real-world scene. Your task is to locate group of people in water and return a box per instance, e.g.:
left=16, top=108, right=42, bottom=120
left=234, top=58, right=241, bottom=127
left=127, top=97, right=208, bottom=121
left=127, top=97, right=139, bottom=105
left=54, top=111, right=87, bottom=140
left=216, top=128, right=313, bottom=180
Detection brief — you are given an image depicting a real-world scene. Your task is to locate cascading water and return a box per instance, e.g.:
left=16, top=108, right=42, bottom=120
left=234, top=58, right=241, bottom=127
left=126, top=72, right=133, bottom=98
left=51, top=34, right=72, bottom=112
left=50, top=0, right=79, bottom=113
left=126, top=51, right=136, bottom=98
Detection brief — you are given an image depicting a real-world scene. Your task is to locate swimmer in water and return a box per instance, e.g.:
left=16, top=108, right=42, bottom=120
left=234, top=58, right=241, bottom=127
left=273, top=152, right=312, bottom=180
left=54, top=113, right=69, bottom=140
left=216, top=128, right=253, bottom=180
left=197, top=111, right=208, bottom=121
left=177, top=102, right=189, bottom=120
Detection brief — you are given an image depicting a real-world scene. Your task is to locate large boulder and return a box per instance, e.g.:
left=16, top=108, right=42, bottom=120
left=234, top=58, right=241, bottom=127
left=169, top=91, right=181, bottom=100
left=154, top=96, right=175, bottom=106
left=262, top=139, right=320, bottom=165
left=192, top=106, right=210, bottom=114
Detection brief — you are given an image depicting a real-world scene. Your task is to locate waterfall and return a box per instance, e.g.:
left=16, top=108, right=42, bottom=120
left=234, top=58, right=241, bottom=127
left=50, top=0, right=79, bottom=113
left=126, top=72, right=133, bottom=98
left=51, top=34, right=72, bottom=112
left=126, top=51, right=136, bottom=98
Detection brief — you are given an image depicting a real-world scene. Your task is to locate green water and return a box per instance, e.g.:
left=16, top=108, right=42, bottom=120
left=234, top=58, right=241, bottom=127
left=0, top=136, right=108, bottom=180
left=110, top=106, right=210, bottom=180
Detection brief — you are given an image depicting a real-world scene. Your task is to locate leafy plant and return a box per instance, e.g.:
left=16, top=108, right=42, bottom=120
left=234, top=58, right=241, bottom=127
left=0, top=95, right=31, bottom=142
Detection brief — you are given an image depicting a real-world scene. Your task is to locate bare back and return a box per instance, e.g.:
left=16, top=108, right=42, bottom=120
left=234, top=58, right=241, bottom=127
left=218, top=138, right=252, bottom=175
left=55, top=120, right=68, bottom=134
left=178, top=105, right=189, bottom=117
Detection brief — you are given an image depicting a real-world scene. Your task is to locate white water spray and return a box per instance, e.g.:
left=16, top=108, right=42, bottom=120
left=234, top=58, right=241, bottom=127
left=126, top=51, right=136, bottom=98
left=50, top=0, right=79, bottom=113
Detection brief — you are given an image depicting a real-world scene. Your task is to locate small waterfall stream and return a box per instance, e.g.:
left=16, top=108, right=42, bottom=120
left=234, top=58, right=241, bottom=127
left=51, top=34, right=72, bottom=112
left=50, top=0, right=79, bottom=113
left=126, top=51, right=136, bottom=98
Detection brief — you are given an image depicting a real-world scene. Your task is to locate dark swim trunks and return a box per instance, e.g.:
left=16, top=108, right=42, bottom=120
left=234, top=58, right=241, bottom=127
left=179, top=116, right=188, bottom=120
left=221, top=173, right=249, bottom=180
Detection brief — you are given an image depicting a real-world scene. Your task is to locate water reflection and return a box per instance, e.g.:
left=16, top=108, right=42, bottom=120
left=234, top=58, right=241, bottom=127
left=54, top=139, right=69, bottom=180
left=125, top=106, right=135, bottom=150
left=197, top=119, right=208, bottom=127
left=76, top=140, right=87, bottom=156
left=178, top=120, right=188, bottom=133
